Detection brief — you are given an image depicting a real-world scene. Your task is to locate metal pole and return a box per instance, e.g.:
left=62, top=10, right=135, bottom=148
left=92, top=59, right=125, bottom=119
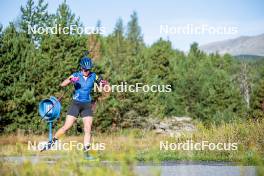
left=48, top=121, right=53, bottom=141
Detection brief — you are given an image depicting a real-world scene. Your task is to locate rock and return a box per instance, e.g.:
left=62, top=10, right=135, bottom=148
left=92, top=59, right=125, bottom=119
left=152, top=116, right=196, bottom=136
left=159, top=122, right=170, bottom=130
left=173, top=116, right=192, bottom=122
left=154, top=128, right=164, bottom=134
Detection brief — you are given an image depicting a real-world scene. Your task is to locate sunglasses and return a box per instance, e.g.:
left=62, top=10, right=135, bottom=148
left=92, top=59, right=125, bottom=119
left=82, top=68, right=90, bottom=72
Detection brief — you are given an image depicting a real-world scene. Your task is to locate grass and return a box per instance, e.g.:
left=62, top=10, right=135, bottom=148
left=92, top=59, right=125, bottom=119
left=0, top=119, right=264, bottom=175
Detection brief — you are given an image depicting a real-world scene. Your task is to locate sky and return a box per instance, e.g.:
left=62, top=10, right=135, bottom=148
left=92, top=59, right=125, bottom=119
left=0, top=0, right=263, bottom=51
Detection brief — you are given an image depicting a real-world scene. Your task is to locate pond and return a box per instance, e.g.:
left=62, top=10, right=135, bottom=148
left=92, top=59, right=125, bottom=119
left=0, top=156, right=256, bottom=176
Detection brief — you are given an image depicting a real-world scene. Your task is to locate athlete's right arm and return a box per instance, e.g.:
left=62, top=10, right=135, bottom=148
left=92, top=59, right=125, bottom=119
left=60, top=75, right=78, bottom=87
left=60, top=77, right=72, bottom=87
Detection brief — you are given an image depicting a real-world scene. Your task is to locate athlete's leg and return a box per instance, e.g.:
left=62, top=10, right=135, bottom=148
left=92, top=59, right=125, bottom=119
left=54, top=115, right=77, bottom=139
left=41, top=115, right=77, bottom=151
left=82, top=116, right=93, bottom=146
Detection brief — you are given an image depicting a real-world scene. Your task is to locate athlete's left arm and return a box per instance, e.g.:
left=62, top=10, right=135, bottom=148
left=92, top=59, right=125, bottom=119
left=95, top=74, right=111, bottom=101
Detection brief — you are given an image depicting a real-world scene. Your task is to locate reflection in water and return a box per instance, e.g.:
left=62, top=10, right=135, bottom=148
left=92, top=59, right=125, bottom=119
left=135, top=162, right=256, bottom=176
left=1, top=156, right=256, bottom=176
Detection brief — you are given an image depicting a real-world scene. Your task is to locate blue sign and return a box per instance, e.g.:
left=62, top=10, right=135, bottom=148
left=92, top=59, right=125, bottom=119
left=39, top=96, right=61, bottom=122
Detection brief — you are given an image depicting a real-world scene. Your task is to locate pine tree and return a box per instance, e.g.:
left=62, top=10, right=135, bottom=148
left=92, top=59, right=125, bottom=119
left=20, top=0, right=50, bottom=42
left=105, top=18, right=128, bottom=72
left=127, top=11, right=143, bottom=55
left=147, top=38, right=173, bottom=79
left=0, top=23, right=38, bottom=132
left=55, top=0, right=82, bottom=34
left=87, top=20, right=102, bottom=60
left=113, top=18, right=126, bottom=59
left=20, top=0, right=35, bottom=33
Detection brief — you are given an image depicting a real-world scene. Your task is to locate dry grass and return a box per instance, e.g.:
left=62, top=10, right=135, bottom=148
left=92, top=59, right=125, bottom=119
left=0, top=120, right=264, bottom=175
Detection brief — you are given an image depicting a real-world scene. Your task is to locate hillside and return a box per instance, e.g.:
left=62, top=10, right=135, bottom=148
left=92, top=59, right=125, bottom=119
left=200, top=34, right=264, bottom=56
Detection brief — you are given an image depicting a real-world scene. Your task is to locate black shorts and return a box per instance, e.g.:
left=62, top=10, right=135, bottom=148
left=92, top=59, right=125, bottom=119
left=67, top=100, right=93, bottom=118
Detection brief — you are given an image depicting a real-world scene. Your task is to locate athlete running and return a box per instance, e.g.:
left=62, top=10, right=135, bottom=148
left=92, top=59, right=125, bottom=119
left=42, top=55, right=109, bottom=160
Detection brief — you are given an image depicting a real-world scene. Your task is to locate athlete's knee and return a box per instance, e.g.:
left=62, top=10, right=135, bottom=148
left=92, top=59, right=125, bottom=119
left=83, top=126, right=91, bottom=134
left=61, top=124, right=71, bottom=131
left=61, top=115, right=76, bottom=131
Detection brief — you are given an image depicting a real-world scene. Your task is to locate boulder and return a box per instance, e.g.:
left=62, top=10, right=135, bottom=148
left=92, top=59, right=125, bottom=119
left=151, top=116, right=196, bottom=136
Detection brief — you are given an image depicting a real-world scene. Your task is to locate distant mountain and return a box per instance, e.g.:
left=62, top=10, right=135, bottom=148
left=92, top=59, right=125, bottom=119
left=234, top=54, right=264, bottom=62
left=200, top=34, right=264, bottom=56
